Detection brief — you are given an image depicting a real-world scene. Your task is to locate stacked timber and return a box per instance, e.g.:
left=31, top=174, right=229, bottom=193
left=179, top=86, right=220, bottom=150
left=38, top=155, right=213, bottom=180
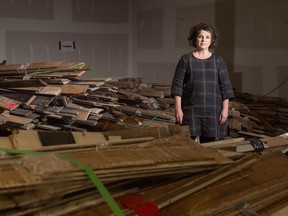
left=0, top=61, right=288, bottom=139
left=229, top=91, right=288, bottom=137
left=1, top=129, right=288, bottom=215
left=76, top=151, right=288, bottom=216
left=0, top=61, right=175, bottom=133
left=1, top=61, right=288, bottom=215
left=0, top=125, right=234, bottom=215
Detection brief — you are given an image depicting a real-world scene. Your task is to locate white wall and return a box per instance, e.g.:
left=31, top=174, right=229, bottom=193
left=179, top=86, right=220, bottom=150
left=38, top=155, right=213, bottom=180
left=0, top=0, right=288, bottom=99
left=0, top=0, right=132, bottom=79
left=132, top=0, right=288, bottom=99
left=132, top=0, right=216, bottom=85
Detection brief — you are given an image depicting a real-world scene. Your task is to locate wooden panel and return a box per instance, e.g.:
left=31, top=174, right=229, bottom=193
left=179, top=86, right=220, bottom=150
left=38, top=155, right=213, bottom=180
left=0, top=96, right=20, bottom=111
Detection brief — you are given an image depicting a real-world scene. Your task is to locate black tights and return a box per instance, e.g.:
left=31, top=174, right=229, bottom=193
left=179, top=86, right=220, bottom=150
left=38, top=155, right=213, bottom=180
left=191, top=136, right=215, bottom=143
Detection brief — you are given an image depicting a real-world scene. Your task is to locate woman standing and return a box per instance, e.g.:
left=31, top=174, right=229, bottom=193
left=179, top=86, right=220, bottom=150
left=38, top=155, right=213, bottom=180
left=171, top=23, right=234, bottom=143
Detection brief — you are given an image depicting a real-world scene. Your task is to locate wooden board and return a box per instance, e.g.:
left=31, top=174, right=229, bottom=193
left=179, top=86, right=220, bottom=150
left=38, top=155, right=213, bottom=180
left=0, top=95, right=20, bottom=111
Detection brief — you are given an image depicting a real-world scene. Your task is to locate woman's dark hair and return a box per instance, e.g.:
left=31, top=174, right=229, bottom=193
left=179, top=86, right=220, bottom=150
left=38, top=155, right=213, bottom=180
left=187, top=23, right=219, bottom=48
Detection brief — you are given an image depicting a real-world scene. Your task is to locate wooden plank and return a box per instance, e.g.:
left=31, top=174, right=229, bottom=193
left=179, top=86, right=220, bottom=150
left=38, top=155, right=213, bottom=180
left=0, top=79, right=47, bottom=88
left=75, top=110, right=90, bottom=121
left=29, top=95, right=54, bottom=107
left=37, top=86, right=62, bottom=95
left=44, top=78, right=71, bottom=85
left=0, top=136, right=13, bottom=149
left=270, top=204, right=288, bottom=216
left=138, top=87, right=165, bottom=98
left=156, top=153, right=260, bottom=209
left=10, top=108, right=33, bottom=117
left=9, top=130, right=107, bottom=150
left=0, top=61, right=64, bottom=72
left=0, top=195, right=16, bottom=211
left=236, top=136, right=288, bottom=153
left=9, top=86, right=62, bottom=96
left=155, top=152, right=288, bottom=215
left=34, top=70, right=86, bottom=78
left=35, top=124, right=62, bottom=131
left=201, top=137, right=247, bottom=148
left=0, top=95, right=20, bottom=111
left=0, top=113, right=33, bottom=125
left=237, top=130, right=268, bottom=138
left=61, top=84, right=89, bottom=95
left=115, top=105, right=175, bottom=123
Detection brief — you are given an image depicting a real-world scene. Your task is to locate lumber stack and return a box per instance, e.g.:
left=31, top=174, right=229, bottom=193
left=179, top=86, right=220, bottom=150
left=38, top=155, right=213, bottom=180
left=0, top=61, right=288, bottom=139
left=0, top=126, right=233, bottom=215
left=0, top=61, right=175, bottom=134
left=140, top=151, right=288, bottom=216
left=1, top=61, right=288, bottom=215
left=229, top=91, right=288, bottom=137
left=62, top=151, right=288, bottom=216
left=0, top=125, right=287, bottom=215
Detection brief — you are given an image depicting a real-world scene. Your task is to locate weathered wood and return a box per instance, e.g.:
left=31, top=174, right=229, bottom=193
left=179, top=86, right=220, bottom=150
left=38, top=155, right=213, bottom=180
left=114, top=105, right=175, bottom=123
left=0, top=95, right=20, bottom=111
left=61, top=84, right=89, bottom=95
left=0, top=79, right=47, bottom=88
left=138, top=87, right=165, bottom=98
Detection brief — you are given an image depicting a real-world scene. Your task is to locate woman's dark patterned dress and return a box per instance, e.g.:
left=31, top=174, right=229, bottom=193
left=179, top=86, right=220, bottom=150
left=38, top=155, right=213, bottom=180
left=171, top=53, right=235, bottom=139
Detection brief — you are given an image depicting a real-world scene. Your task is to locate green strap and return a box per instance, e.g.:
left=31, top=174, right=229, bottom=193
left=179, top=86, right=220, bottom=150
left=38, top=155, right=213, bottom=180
left=0, top=147, right=124, bottom=216
left=57, top=153, right=124, bottom=216
left=262, top=77, right=288, bottom=96
left=141, top=105, right=174, bottom=128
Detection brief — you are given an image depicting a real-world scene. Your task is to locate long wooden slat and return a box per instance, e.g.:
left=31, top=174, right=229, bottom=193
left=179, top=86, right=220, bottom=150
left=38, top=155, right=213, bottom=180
left=0, top=79, right=47, bottom=88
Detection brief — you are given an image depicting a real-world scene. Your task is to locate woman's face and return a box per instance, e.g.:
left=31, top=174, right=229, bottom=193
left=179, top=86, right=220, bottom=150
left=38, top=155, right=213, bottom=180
left=196, top=30, right=212, bottom=50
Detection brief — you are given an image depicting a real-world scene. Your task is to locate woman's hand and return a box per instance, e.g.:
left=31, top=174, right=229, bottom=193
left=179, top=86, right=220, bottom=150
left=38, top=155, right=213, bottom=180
left=219, top=99, right=229, bottom=124
left=219, top=108, right=228, bottom=124
left=174, top=95, right=183, bottom=124
left=175, top=108, right=184, bottom=124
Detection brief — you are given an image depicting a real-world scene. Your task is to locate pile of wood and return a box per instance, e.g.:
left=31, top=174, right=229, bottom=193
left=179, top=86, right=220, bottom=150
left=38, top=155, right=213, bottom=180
left=0, top=125, right=234, bottom=215
left=0, top=61, right=175, bottom=134
left=1, top=61, right=288, bottom=215
left=75, top=150, right=288, bottom=216
left=0, top=61, right=288, bottom=139
left=0, top=125, right=287, bottom=215
left=228, top=91, right=288, bottom=137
